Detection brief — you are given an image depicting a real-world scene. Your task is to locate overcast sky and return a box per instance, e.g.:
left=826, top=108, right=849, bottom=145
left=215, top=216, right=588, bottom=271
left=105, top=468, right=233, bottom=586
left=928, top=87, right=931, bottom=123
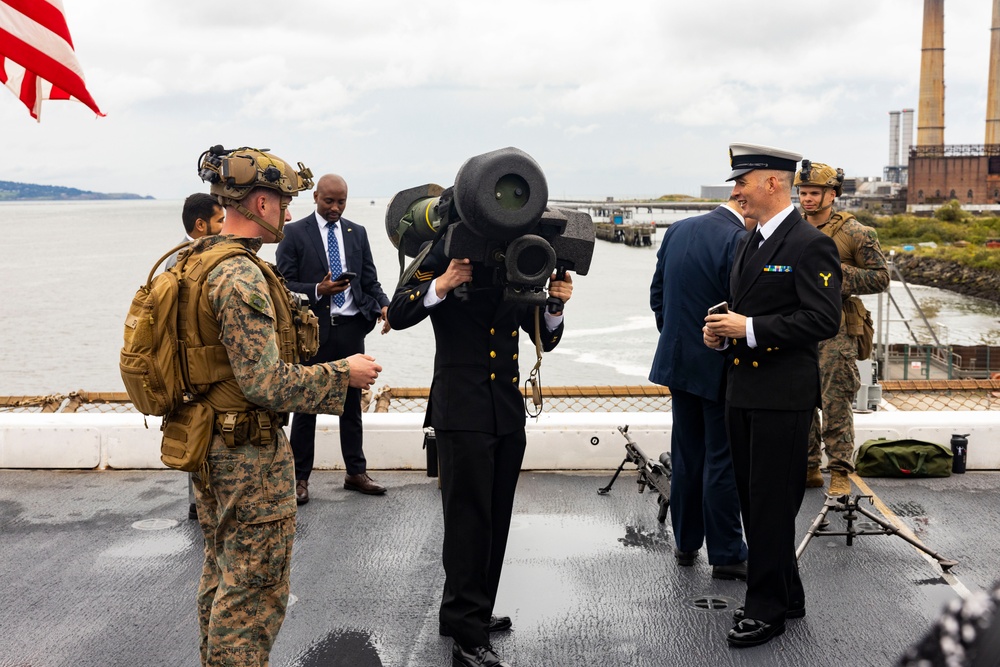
left=3, top=0, right=997, bottom=200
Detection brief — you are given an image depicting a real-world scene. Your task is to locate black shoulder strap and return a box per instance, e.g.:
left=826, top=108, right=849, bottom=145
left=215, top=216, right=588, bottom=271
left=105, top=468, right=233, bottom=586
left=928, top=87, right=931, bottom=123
left=396, top=240, right=438, bottom=290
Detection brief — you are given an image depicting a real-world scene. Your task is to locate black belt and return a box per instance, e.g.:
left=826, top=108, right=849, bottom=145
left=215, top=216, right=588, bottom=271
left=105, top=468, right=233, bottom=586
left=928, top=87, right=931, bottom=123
left=330, top=313, right=362, bottom=326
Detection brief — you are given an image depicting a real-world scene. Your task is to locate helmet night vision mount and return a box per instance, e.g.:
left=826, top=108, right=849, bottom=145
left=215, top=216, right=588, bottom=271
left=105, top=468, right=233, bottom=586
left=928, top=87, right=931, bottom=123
left=385, top=147, right=595, bottom=312
left=795, top=159, right=845, bottom=197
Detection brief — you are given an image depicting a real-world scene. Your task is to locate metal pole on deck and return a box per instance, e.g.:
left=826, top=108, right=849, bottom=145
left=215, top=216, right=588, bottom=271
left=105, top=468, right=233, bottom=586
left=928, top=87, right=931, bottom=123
left=879, top=253, right=892, bottom=379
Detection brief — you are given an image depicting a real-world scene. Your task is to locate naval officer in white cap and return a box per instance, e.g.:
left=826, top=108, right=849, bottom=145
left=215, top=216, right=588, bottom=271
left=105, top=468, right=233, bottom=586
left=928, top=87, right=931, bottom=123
left=703, top=142, right=843, bottom=648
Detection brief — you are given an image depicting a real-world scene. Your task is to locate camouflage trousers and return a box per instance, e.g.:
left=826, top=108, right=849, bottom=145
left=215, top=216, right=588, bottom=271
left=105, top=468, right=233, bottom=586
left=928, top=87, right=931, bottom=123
left=808, top=321, right=861, bottom=473
left=193, top=428, right=297, bottom=667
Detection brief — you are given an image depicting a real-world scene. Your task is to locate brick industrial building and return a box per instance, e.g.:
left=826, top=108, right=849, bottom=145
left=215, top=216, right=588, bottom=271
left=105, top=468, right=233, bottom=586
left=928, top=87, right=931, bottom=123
left=906, top=0, right=1000, bottom=209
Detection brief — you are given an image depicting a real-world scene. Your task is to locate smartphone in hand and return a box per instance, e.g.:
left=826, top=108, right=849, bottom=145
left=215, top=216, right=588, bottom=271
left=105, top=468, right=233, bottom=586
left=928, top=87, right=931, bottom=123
left=334, top=271, right=357, bottom=283
left=707, top=301, right=729, bottom=316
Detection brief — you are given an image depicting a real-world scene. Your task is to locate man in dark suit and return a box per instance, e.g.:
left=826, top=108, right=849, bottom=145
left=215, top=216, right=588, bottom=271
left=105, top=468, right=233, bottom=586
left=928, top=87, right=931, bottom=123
left=388, top=243, right=573, bottom=667
left=648, top=196, right=750, bottom=580
left=276, top=174, right=391, bottom=502
left=703, top=143, right=842, bottom=648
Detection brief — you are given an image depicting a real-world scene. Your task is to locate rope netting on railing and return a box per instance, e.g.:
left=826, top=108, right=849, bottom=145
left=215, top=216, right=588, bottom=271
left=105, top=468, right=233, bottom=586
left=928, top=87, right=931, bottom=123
left=2, top=381, right=999, bottom=414
left=0, top=387, right=670, bottom=414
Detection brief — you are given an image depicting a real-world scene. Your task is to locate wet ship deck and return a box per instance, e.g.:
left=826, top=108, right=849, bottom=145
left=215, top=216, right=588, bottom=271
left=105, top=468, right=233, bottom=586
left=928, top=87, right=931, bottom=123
left=2, top=468, right=998, bottom=667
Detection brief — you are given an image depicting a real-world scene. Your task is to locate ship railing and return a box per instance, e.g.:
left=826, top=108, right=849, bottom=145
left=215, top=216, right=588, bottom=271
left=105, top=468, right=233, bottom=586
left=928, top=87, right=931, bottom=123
left=3, top=381, right=1000, bottom=414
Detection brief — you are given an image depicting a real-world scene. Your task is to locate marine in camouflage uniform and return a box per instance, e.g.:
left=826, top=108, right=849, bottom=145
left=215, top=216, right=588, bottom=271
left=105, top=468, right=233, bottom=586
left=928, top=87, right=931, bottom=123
left=191, top=234, right=352, bottom=666
left=190, top=147, right=381, bottom=667
left=796, top=161, right=888, bottom=497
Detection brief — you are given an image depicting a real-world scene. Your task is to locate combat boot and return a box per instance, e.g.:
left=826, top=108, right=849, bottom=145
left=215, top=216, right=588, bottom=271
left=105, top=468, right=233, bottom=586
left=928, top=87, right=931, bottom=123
left=805, top=466, right=824, bottom=488
left=827, top=470, right=851, bottom=498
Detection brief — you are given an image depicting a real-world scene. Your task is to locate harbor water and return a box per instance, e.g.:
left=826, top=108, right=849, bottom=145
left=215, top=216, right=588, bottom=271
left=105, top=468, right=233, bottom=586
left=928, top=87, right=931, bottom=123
left=2, top=199, right=999, bottom=395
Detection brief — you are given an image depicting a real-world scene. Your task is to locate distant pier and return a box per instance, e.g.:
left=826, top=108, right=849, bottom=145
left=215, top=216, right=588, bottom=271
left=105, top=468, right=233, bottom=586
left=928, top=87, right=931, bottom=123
left=594, top=222, right=655, bottom=246
left=551, top=198, right=719, bottom=225
left=553, top=199, right=718, bottom=246
left=551, top=198, right=719, bottom=212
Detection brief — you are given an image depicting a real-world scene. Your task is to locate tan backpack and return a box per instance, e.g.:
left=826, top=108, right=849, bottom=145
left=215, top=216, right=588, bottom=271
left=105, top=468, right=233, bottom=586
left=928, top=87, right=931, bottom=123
left=120, top=243, right=250, bottom=473
left=120, top=242, right=191, bottom=417
left=122, top=241, right=318, bottom=472
left=120, top=241, right=252, bottom=416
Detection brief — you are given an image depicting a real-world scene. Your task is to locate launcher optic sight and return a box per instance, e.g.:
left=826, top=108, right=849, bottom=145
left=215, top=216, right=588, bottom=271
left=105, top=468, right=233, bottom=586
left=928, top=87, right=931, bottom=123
left=385, top=147, right=595, bottom=311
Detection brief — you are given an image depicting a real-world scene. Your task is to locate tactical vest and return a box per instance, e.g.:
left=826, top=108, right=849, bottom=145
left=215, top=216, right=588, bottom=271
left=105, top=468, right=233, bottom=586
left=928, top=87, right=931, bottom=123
left=819, top=211, right=853, bottom=264
left=816, top=211, right=874, bottom=359
left=176, top=240, right=318, bottom=413
left=160, top=240, right=319, bottom=467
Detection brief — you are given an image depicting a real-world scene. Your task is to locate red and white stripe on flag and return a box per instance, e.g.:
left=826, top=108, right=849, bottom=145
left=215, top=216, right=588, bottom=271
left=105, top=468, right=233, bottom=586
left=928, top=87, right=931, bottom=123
left=0, top=0, right=103, bottom=120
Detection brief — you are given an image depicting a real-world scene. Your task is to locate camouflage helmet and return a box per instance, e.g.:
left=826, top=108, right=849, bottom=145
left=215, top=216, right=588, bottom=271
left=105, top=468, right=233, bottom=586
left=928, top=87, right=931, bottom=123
left=794, top=160, right=845, bottom=196
left=197, top=145, right=314, bottom=202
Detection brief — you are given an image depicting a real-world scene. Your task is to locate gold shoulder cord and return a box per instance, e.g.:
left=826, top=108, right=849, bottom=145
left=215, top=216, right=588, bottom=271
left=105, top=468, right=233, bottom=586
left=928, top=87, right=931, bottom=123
left=525, top=306, right=544, bottom=417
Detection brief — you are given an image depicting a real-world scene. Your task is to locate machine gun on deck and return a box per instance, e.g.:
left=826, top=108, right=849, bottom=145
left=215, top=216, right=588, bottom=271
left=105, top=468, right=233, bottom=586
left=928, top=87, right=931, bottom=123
left=597, top=425, right=672, bottom=523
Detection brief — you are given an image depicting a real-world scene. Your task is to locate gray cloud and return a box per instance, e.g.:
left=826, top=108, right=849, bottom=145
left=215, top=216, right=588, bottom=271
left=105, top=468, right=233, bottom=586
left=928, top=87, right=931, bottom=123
left=3, top=0, right=996, bottom=199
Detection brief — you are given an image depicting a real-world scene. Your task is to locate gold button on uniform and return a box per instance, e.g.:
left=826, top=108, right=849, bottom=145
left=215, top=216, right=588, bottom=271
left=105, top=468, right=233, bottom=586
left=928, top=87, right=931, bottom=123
left=511, top=330, right=517, bottom=337
left=752, top=361, right=758, bottom=368
left=409, top=294, right=415, bottom=301
left=490, top=351, right=496, bottom=358
left=734, top=358, right=740, bottom=365
left=490, top=373, right=496, bottom=381
left=512, top=377, right=518, bottom=383
left=490, top=328, right=495, bottom=335
left=512, top=353, right=518, bottom=360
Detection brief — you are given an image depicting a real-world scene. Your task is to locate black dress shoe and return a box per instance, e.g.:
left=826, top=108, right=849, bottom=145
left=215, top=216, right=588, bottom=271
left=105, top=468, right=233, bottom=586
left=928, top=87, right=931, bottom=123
left=727, top=618, right=786, bottom=648
left=452, top=642, right=511, bottom=667
left=712, top=561, right=747, bottom=581
left=674, top=548, right=697, bottom=566
left=295, top=479, right=309, bottom=506
left=188, top=503, right=198, bottom=521
left=732, top=603, right=805, bottom=622
left=440, top=615, right=513, bottom=637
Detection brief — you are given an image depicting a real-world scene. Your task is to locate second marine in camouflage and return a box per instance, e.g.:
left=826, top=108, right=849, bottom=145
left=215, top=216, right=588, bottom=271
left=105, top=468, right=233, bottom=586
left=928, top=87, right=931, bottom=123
left=795, top=160, right=889, bottom=498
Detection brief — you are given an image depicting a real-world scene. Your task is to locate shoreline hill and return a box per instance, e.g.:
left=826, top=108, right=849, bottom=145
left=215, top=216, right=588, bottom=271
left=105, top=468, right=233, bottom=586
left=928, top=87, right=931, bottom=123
left=0, top=180, right=153, bottom=201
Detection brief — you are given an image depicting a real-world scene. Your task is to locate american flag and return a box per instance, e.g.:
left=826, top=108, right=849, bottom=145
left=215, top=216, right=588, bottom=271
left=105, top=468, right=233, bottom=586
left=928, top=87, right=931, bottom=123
left=0, top=0, right=103, bottom=120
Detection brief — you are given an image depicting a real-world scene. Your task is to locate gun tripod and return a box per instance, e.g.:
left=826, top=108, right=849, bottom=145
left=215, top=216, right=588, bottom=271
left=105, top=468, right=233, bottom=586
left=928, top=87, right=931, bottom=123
left=795, top=493, right=958, bottom=571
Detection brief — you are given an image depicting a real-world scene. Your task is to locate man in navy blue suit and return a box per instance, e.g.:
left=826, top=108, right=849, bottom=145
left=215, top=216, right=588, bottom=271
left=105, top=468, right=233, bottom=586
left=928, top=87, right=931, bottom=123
left=277, top=174, right=391, bottom=502
left=649, top=196, right=750, bottom=581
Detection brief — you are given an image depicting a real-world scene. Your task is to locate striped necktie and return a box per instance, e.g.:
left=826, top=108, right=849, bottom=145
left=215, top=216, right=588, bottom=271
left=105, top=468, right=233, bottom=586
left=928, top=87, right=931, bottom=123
left=327, top=222, right=345, bottom=308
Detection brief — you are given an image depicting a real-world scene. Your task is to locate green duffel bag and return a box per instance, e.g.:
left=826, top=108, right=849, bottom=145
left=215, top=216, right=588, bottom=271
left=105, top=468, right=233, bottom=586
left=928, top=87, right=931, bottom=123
left=854, top=438, right=953, bottom=478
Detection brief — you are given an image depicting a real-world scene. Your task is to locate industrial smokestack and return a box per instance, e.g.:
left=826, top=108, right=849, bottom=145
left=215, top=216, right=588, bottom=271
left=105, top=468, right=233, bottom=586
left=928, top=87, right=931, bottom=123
left=917, top=0, right=945, bottom=147
left=987, top=0, right=1000, bottom=145
left=889, top=110, right=901, bottom=166
left=902, top=109, right=915, bottom=157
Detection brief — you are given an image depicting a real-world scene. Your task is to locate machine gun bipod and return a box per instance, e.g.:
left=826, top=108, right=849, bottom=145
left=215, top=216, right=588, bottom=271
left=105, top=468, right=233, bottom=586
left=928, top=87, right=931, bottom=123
left=597, top=425, right=672, bottom=523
